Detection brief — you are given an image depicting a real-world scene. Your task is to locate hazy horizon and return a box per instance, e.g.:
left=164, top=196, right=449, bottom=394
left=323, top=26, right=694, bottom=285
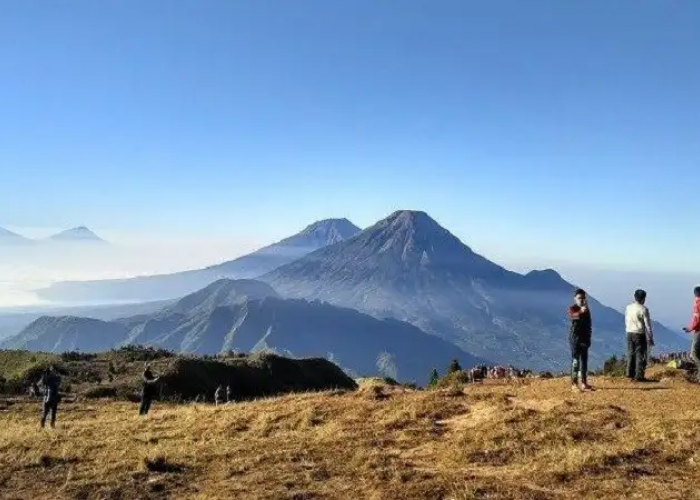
left=1, top=216, right=697, bottom=330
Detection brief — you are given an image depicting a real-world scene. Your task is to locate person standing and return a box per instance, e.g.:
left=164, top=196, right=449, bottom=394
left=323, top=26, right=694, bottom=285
left=568, top=288, right=593, bottom=392
left=40, top=365, right=61, bottom=429
left=682, top=286, right=700, bottom=381
left=139, top=363, right=159, bottom=416
left=624, top=289, right=655, bottom=382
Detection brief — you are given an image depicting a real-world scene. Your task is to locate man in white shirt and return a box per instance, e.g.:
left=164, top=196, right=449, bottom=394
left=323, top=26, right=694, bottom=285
left=624, top=289, right=654, bottom=382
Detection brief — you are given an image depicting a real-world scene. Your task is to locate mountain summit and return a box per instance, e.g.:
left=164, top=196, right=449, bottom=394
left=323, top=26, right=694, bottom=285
left=264, top=210, right=518, bottom=289
left=263, top=210, right=686, bottom=370
left=292, top=218, right=361, bottom=246
left=47, top=226, right=105, bottom=243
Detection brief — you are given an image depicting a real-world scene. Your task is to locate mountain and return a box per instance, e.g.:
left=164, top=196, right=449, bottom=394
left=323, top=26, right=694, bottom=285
left=0, top=299, right=173, bottom=341
left=35, top=218, right=362, bottom=303
left=262, top=210, right=687, bottom=371
left=4, top=279, right=484, bottom=383
left=0, top=226, right=31, bottom=246
left=3, top=316, right=128, bottom=352
left=46, top=226, right=106, bottom=243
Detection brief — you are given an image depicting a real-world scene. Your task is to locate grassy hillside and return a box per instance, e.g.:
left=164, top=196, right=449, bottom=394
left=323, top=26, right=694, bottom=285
left=0, top=351, right=58, bottom=380
left=1, top=366, right=700, bottom=499
left=0, top=347, right=357, bottom=402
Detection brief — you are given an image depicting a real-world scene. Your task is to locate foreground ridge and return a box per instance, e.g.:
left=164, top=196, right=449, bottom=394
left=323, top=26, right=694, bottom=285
left=1, top=365, right=699, bottom=499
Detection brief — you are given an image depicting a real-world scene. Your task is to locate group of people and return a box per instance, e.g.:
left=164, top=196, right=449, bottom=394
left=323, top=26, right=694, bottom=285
left=568, top=286, right=700, bottom=392
left=467, top=365, right=534, bottom=382
left=33, top=362, right=161, bottom=428
left=214, top=384, right=233, bottom=405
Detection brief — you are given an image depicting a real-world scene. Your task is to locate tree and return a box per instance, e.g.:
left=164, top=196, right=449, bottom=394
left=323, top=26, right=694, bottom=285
left=428, top=368, right=440, bottom=387
left=447, top=358, right=462, bottom=375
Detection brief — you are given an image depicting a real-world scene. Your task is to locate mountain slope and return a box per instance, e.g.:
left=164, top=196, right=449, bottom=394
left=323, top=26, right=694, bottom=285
left=125, top=296, right=483, bottom=383
left=263, top=210, right=687, bottom=370
left=3, top=316, right=128, bottom=353
left=0, top=299, right=173, bottom=341
left=46, top=226, right=106, bottom=243
left=5, top=279, right=484, bottom=383
left=35, top=218, right=361, bottom=303
left=0, top=226, right=32, bottom=246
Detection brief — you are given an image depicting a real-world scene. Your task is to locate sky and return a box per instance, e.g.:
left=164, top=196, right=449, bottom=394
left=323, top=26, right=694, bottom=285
left=1, top=1, right=699, bottom=283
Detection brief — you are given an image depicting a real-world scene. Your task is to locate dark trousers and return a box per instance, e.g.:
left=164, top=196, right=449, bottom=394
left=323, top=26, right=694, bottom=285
left=571, top=342, right=589, bottom=385
left=626, top=333, right=648, bottom=380
left=691, top=333, right=700, bottom=381
left=139, top=396, right=153, bottom=415
left=41, top=400, right=58, bottom=428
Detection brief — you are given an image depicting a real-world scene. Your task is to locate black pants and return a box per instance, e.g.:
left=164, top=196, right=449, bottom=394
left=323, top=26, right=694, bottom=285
left=139, top=396, right=153, bottom=415
left=41, top=400, right=58, bottom=428
left=571, top=342, right=589, bottom=385
left=626, top=333, right=648, bottom=380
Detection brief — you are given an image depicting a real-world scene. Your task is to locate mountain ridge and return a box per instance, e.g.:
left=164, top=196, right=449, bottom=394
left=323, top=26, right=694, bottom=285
left=262, top=210, right=687, bottom=370
left=5, top=278, right=485, bottom=383
left=35, top=218, right=362, bottom=303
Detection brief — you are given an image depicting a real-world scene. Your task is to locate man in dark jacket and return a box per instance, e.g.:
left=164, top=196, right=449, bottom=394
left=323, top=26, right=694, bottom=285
left=40, top=365, right=61, bottom=428
left=139, top=363, right=159, bottom=416
left=568, top=288, right=593, bottom=392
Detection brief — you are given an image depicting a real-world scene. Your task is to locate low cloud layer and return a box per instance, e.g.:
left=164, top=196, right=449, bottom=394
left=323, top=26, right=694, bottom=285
left=0, top=232, right=264, bottom=308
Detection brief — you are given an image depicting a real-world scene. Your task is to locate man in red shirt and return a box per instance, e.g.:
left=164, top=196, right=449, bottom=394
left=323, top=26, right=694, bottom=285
left=682, top=286, right=700, bottom=381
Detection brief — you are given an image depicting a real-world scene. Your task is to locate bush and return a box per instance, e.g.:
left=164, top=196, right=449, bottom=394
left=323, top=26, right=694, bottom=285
left=112, top=345, right=175, bottom=363
left=428, top=368, right=440, bottom=388
left=84, top=386, right=118, bottom=399
left=159, top=352, right=357, bottom=402
left=61, top=352, right=97, bottom=362
left=436, top=370, right=470, bottom=388
left=447, top=358, right=462, bottom=375
left=601, top=355, right=627, bottom=377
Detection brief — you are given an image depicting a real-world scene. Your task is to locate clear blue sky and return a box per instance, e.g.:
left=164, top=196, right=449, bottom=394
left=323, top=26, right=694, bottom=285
left=1, top=1, right=699, bottom=271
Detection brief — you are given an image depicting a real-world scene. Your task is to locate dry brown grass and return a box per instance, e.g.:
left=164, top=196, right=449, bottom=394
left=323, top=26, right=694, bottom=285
left=2, top=367, right=700, bottom=499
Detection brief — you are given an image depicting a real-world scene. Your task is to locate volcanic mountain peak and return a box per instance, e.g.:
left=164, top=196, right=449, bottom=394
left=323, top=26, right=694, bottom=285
left=48, top=226, right=105, bottom=242
left=355, top=210, right=476, bottom=265
left=286, top=218, right=361, bottom=246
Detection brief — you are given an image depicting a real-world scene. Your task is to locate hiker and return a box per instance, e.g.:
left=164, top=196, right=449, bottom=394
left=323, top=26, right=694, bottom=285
left=139, top=363, right=159, bottom=416
left=682, top=286, right=700, bottom=381
left=624, top=289, right=654, bottom=382
left=214, top=385, right=223, bottom=406
left=567, top=288, right=593, bottom=392
left=226, top=385, right=232, bottom=403
left=40, top=365, right=61, bottom=429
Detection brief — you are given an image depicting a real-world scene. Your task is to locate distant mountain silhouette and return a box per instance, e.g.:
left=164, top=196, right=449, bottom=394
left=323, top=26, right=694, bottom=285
left=0, top=226, right=32, bottom=246
left=46, top=226, right=106, bottom=243
left=263, top=210, right=687, bottom=370
left=0, top=300, right=172, bottom=341
left=4, top=279, right=482, bottom=383
left=35, top=218, right=362, bottom=303
left=4, top=316, right=127, bottom=353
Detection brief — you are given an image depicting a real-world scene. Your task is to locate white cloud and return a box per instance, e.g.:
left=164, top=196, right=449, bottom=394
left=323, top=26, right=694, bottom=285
left=0, top=230, right=266, bottom=308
